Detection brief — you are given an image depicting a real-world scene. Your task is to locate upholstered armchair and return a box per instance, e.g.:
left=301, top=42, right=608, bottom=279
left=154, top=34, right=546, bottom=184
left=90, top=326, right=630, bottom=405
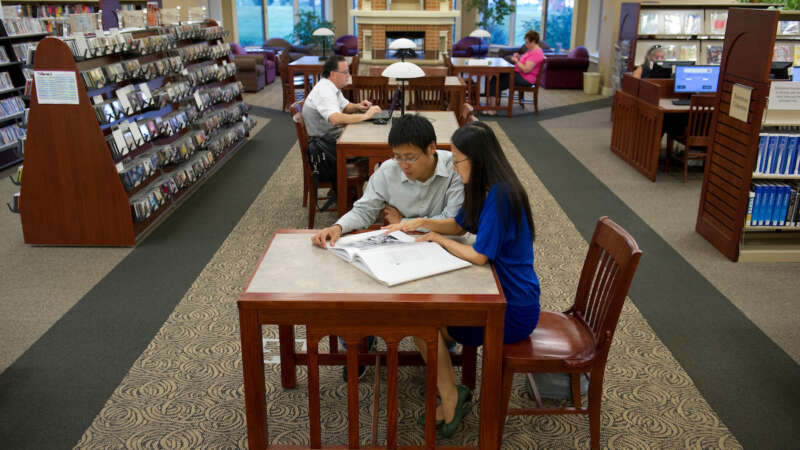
left=231, top=43, right=276, bottom=85
left=264, top=38, right=313, bottom=61
left=451, top=36, right=488, bottom=58
left=333, top=35, right=358, bottom=56
left=540, top=46, right=590, bottom=89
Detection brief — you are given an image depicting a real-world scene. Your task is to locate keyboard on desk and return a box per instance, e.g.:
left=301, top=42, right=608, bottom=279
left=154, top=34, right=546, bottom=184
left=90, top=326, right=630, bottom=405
left=672, top=98, right=691, bottom=106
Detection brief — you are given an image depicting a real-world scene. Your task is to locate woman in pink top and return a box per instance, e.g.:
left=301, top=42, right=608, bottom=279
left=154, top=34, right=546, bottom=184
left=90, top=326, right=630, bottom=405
left=487, top=30, right=545, bottom=115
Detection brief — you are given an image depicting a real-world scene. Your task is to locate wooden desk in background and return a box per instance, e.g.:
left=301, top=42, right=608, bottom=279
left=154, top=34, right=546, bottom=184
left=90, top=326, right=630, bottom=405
left=610, top=75, right=690, bottom=181
left=336, top=110, right=460, bottom=217
left=451, top=57, right=515, bottom=117
left=237, top=230, right=507, bottom=449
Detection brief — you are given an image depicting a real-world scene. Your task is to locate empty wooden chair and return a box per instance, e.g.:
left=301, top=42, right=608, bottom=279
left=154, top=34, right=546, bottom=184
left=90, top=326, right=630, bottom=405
left=407, top=76, right=447, bottom=110
left=351, top=76, right=392, bottom=109
left=499, top=217, right=642, bottom=450
left=666, top=94, right=716, bottom=183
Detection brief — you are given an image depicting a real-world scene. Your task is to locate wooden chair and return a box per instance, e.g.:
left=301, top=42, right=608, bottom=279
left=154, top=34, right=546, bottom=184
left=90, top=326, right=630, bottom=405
left=279, top=51, right=307, bottom=111
left=499, top=217, right=642, bottom=450
left=407, top=76, right=447, bottom=110
left=351, top=76, right=391, bottom=109
left=512, top=63, right=545, bottom=115
left=350, top=53, right=360, bottom=76
left=666, top=94, right=716, bottom=183
left=290, top=100, right=365, bottom=228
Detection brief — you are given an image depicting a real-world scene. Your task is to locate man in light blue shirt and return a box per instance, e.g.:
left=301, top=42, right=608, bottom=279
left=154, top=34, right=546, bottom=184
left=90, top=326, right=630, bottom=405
left=312, top=114, right=464, bottom=247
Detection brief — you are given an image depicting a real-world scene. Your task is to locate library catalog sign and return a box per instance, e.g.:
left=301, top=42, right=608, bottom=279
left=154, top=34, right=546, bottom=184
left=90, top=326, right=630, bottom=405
left=767, top=81, right=800, bottom=111
left=34, top=71, right=79, bottom=105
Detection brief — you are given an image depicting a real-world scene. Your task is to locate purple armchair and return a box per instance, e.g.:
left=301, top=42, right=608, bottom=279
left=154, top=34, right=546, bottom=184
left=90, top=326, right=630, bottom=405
left=451, top=36, right=488, bottom=58
left=231, top=43, right=276, bottom=89
left=540, top=46, right=590, bottom=89
left=263, top=38, right=313, bottom=62
left=333, top=35, right=358, bottom=56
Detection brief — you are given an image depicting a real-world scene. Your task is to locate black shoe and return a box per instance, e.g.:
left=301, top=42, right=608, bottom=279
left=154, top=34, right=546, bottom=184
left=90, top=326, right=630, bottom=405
left=341, top=336, right=376, bottom=382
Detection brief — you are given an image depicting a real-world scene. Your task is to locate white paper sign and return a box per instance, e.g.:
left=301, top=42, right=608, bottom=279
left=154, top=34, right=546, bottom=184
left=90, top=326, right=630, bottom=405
left=92, top=95, right=104, bottom=104
left=127, top=119, right=143, bottom=143
left=112, top=128, right=128, bottom=155
left=767, top=81, right=800, bottom=111
left=116, top=86, right=133, bottom=112
left=34, top=71, right=79, bottom=105
left=729, top=83, right=753, bottom=123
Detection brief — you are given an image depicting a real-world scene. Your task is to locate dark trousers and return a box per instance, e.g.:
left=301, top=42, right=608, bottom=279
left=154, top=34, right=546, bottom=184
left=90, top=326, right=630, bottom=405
left=488, top=72, right=531, bottom=93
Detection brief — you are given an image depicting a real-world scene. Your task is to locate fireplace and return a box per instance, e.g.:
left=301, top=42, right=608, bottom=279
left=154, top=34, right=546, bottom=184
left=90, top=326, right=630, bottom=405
left=386, top=31, right=425, bottom=51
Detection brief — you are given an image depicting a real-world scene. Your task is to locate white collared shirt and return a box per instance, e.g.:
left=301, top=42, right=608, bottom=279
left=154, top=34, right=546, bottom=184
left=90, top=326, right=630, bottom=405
left=335, top=150, right=465, bottom=233
left=302, top=77, right=350, bottom=139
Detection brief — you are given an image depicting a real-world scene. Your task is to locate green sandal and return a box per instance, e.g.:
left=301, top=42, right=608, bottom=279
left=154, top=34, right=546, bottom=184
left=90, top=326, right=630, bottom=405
left=440, top=385, right=472, bottom=438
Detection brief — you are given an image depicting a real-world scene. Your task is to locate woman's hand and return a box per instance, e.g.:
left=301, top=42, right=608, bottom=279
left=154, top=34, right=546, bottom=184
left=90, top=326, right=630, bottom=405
left=381, top=218, right=425, bottom=234
left=511, top=52, right=520, bottom=63
left=415, top=232, right=445, bottom=245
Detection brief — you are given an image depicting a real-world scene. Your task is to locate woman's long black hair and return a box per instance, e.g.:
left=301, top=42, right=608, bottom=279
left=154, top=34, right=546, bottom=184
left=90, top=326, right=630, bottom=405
left=451, top=122, right=535, bottom=241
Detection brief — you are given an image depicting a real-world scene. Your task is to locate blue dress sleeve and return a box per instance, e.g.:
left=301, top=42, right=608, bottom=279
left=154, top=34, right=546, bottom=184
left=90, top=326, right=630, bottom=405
left=454, top=207, right=465, bottom=228
left=473, top=186, right=515, bottom=260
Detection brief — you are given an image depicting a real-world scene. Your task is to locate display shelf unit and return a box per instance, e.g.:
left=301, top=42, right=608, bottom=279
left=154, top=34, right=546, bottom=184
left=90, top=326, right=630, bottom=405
left=0, top=19, right=49, bottom=170
left=20, top=20, right=250, bottom=246
left=695, top=8, right=800, bottom=263
left=619, top=3, right=795, bottom=70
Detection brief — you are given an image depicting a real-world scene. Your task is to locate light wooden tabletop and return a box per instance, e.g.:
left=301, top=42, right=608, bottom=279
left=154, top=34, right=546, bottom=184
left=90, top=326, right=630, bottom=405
left=338, top=110, right=460, bottom=144
left=245, top=232, right=499, bottom=295
left=290, top=55, right=353, bottom=67
left=450, top=57, right=513, bottom=68
left=659, top=98, right=691, bottom=111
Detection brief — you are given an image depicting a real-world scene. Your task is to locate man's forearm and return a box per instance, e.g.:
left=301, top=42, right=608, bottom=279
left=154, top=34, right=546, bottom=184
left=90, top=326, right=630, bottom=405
left=329, top=111, right=368, bottom=125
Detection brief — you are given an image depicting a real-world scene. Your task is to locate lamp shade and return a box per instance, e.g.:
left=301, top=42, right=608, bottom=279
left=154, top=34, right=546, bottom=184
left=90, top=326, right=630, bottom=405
left=389, top=38, right=417, bottom=50
left=312, top=27, right=335, bottom=37
left=469, top=28, right=491, bottom=38
left=381, top=61, right=425, bottom=79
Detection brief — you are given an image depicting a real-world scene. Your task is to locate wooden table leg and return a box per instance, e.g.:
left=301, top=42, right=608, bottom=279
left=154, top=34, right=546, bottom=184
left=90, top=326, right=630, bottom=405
left=507, top=74, right=514, bottom=118
left=288, top=67, right=296, bottom=106
left=479, top=309, right=505, bottom=450
left=337, top=147, right=348, bottom=217
left=240, top=310, right=267, bottom=449
left=279, top=324, right=296, bottom=389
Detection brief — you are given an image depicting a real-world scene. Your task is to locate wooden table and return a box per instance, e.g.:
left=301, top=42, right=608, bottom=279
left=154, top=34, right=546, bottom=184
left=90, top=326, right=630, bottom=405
left=289, top=55, right=353, bottom=100
left=237, top=230, right=507, bottom=449
left=451, top=57, right=515, bottom=117
left=336, top=110, right=460, bottom=217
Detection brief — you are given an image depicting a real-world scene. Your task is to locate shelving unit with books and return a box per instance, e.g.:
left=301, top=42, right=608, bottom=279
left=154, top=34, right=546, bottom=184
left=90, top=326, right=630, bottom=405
left=620, top=3, right=794, bottom=71
left=0, top=17, right=50, bottom=170
left=695, top=8, right=800, bottom=263
left=19, top=20, right=256, bottom=246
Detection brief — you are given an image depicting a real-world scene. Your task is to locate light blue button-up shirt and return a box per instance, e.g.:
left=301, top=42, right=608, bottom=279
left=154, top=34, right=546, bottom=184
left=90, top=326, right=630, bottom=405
left=335, top=150, right=464, bottom=234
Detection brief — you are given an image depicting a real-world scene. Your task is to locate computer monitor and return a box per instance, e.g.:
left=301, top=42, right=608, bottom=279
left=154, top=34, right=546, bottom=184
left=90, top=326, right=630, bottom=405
left=794, top=67, right=800, bottom=82
left=674, top=65, right=720, bottom=94
left=661, top=60, right=696, bottom=70
left=649, top=62, right=673, bottom=79
left=771, top=61, right=792, bottom=80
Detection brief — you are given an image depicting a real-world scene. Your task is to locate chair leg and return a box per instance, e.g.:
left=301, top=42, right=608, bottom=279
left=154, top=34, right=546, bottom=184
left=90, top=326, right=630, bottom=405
left=498, top=365, right=515, bottom=448
left=587, top=368, right=605, bottom=450
left=683, top=149, right=689, bottom=183
left=571, top=372, right=582, bottom=408
left=461, top=345, right=477, bottom=390
left=308, top=180, right=317, bottom=229
left=665, top=137, right=673, bottom=172
left=534, top=90, right=539, bottom=115
left=302, top=174, right=309, bottom=207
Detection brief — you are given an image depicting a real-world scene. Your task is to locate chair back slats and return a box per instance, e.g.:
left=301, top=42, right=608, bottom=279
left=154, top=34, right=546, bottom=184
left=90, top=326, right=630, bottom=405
left=352, top=76, right=391, bottom=109
left=572, top=217, right=642, bottom=350
left=687, top=94, right=716, bottom=146
left=408, top=76, right=446, bottom=110
left=351, top=54, right=360, bottom=76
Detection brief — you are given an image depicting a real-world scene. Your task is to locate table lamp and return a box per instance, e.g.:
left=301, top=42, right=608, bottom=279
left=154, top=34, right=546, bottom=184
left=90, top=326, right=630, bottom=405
left=381, top=61, right=425, bottom=117
left=469, top=28, right=491, bottom=56
left=389, top=37, right=417, bottom=62
left=313, top=27, right=335, bottom=61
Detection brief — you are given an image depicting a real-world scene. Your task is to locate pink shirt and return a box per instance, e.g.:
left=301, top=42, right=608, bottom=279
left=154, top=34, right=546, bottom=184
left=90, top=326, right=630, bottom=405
left=516, top=47, right=545, bottom=84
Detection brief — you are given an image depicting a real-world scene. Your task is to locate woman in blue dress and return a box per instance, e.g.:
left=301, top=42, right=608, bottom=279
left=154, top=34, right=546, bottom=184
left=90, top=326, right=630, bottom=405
left=382, top=121, right=541, bottom=437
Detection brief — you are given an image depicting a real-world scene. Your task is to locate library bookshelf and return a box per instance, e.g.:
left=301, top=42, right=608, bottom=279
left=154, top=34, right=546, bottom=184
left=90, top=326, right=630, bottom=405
left=696, top=9, right=800, bottom=263
left=20, top=20, right=251, bottom=246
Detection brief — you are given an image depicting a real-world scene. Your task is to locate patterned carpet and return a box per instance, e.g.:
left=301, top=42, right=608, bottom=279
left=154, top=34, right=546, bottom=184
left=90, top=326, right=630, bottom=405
left=75, top=118, right=741, bottom=448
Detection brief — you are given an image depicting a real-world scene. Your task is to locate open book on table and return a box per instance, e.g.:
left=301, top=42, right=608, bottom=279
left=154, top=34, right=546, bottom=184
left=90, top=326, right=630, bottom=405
left=327, top=230, right=472, bottom=286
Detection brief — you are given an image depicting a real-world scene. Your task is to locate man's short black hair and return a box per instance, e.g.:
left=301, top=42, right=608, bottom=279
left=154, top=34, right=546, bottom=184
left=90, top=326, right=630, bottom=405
left=322, top=55, right=347, bottom=78
left=387, top=114, right=437, bottom=154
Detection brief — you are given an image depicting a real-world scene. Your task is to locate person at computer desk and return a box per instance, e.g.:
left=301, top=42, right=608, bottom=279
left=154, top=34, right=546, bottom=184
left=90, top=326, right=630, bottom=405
left=633, top=45, right=666, bottom=79
left=382, top=122, right=540, bottom=437
left=302, top=55, right=381, bottom=184
left=311, top=114, right=465, bottom=380
left=485, top=30, right=545, bottom=115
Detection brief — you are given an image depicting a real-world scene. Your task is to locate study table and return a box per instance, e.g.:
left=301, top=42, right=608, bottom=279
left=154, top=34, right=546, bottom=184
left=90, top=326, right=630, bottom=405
left=336, top=110, right=460, bottom=217
left=237, top=230, right=507, bottom=449
left=450, top=57, right=515, bottom=117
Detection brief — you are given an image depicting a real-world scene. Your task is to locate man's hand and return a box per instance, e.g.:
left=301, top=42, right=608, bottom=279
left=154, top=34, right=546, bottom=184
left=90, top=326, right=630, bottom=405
left=357, top=100, right=373, bottom=111
left=382, top=217, right=425, bottom=234
left=363, top=105, right=381, bottom=120
left=382, top=205, right=404, bottom=224
left=311, top=225, right=342, bottom=248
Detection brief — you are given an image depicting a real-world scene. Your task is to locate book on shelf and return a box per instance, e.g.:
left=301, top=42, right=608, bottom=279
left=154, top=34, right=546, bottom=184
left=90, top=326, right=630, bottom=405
left=708, top=11, right=727, bottom=35
left=773, top=44, right=794, bottom=63
left=748, top=182, right=800, bottom=227
left=1, top=17, right=46, bottom=35
left=327, top=230, right=472, bottom=287
left=756, top=133, right=800, bottom=176
left=706, top=45, right=722, bottom=65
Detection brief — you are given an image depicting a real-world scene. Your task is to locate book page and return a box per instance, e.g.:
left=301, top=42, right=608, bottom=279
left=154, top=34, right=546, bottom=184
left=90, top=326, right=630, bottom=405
left=328, top=229, right=415, bottom=262
left=356, top=242, right=471, bottom=286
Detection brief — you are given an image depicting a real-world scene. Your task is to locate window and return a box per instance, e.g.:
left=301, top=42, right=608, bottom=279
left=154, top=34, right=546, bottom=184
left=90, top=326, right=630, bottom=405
left=584, top=0, right=603, bottom=55
left=545, top=0, right=573, bottom=53
left=267, top=0, right=296, bottom=41
left=487, top=0, right=511, bottom=44
left=237, top=0, right=265, bottom=46
left=481, top=0, right=573, bottom=49
left=513, top=0, right=542, bottom=46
